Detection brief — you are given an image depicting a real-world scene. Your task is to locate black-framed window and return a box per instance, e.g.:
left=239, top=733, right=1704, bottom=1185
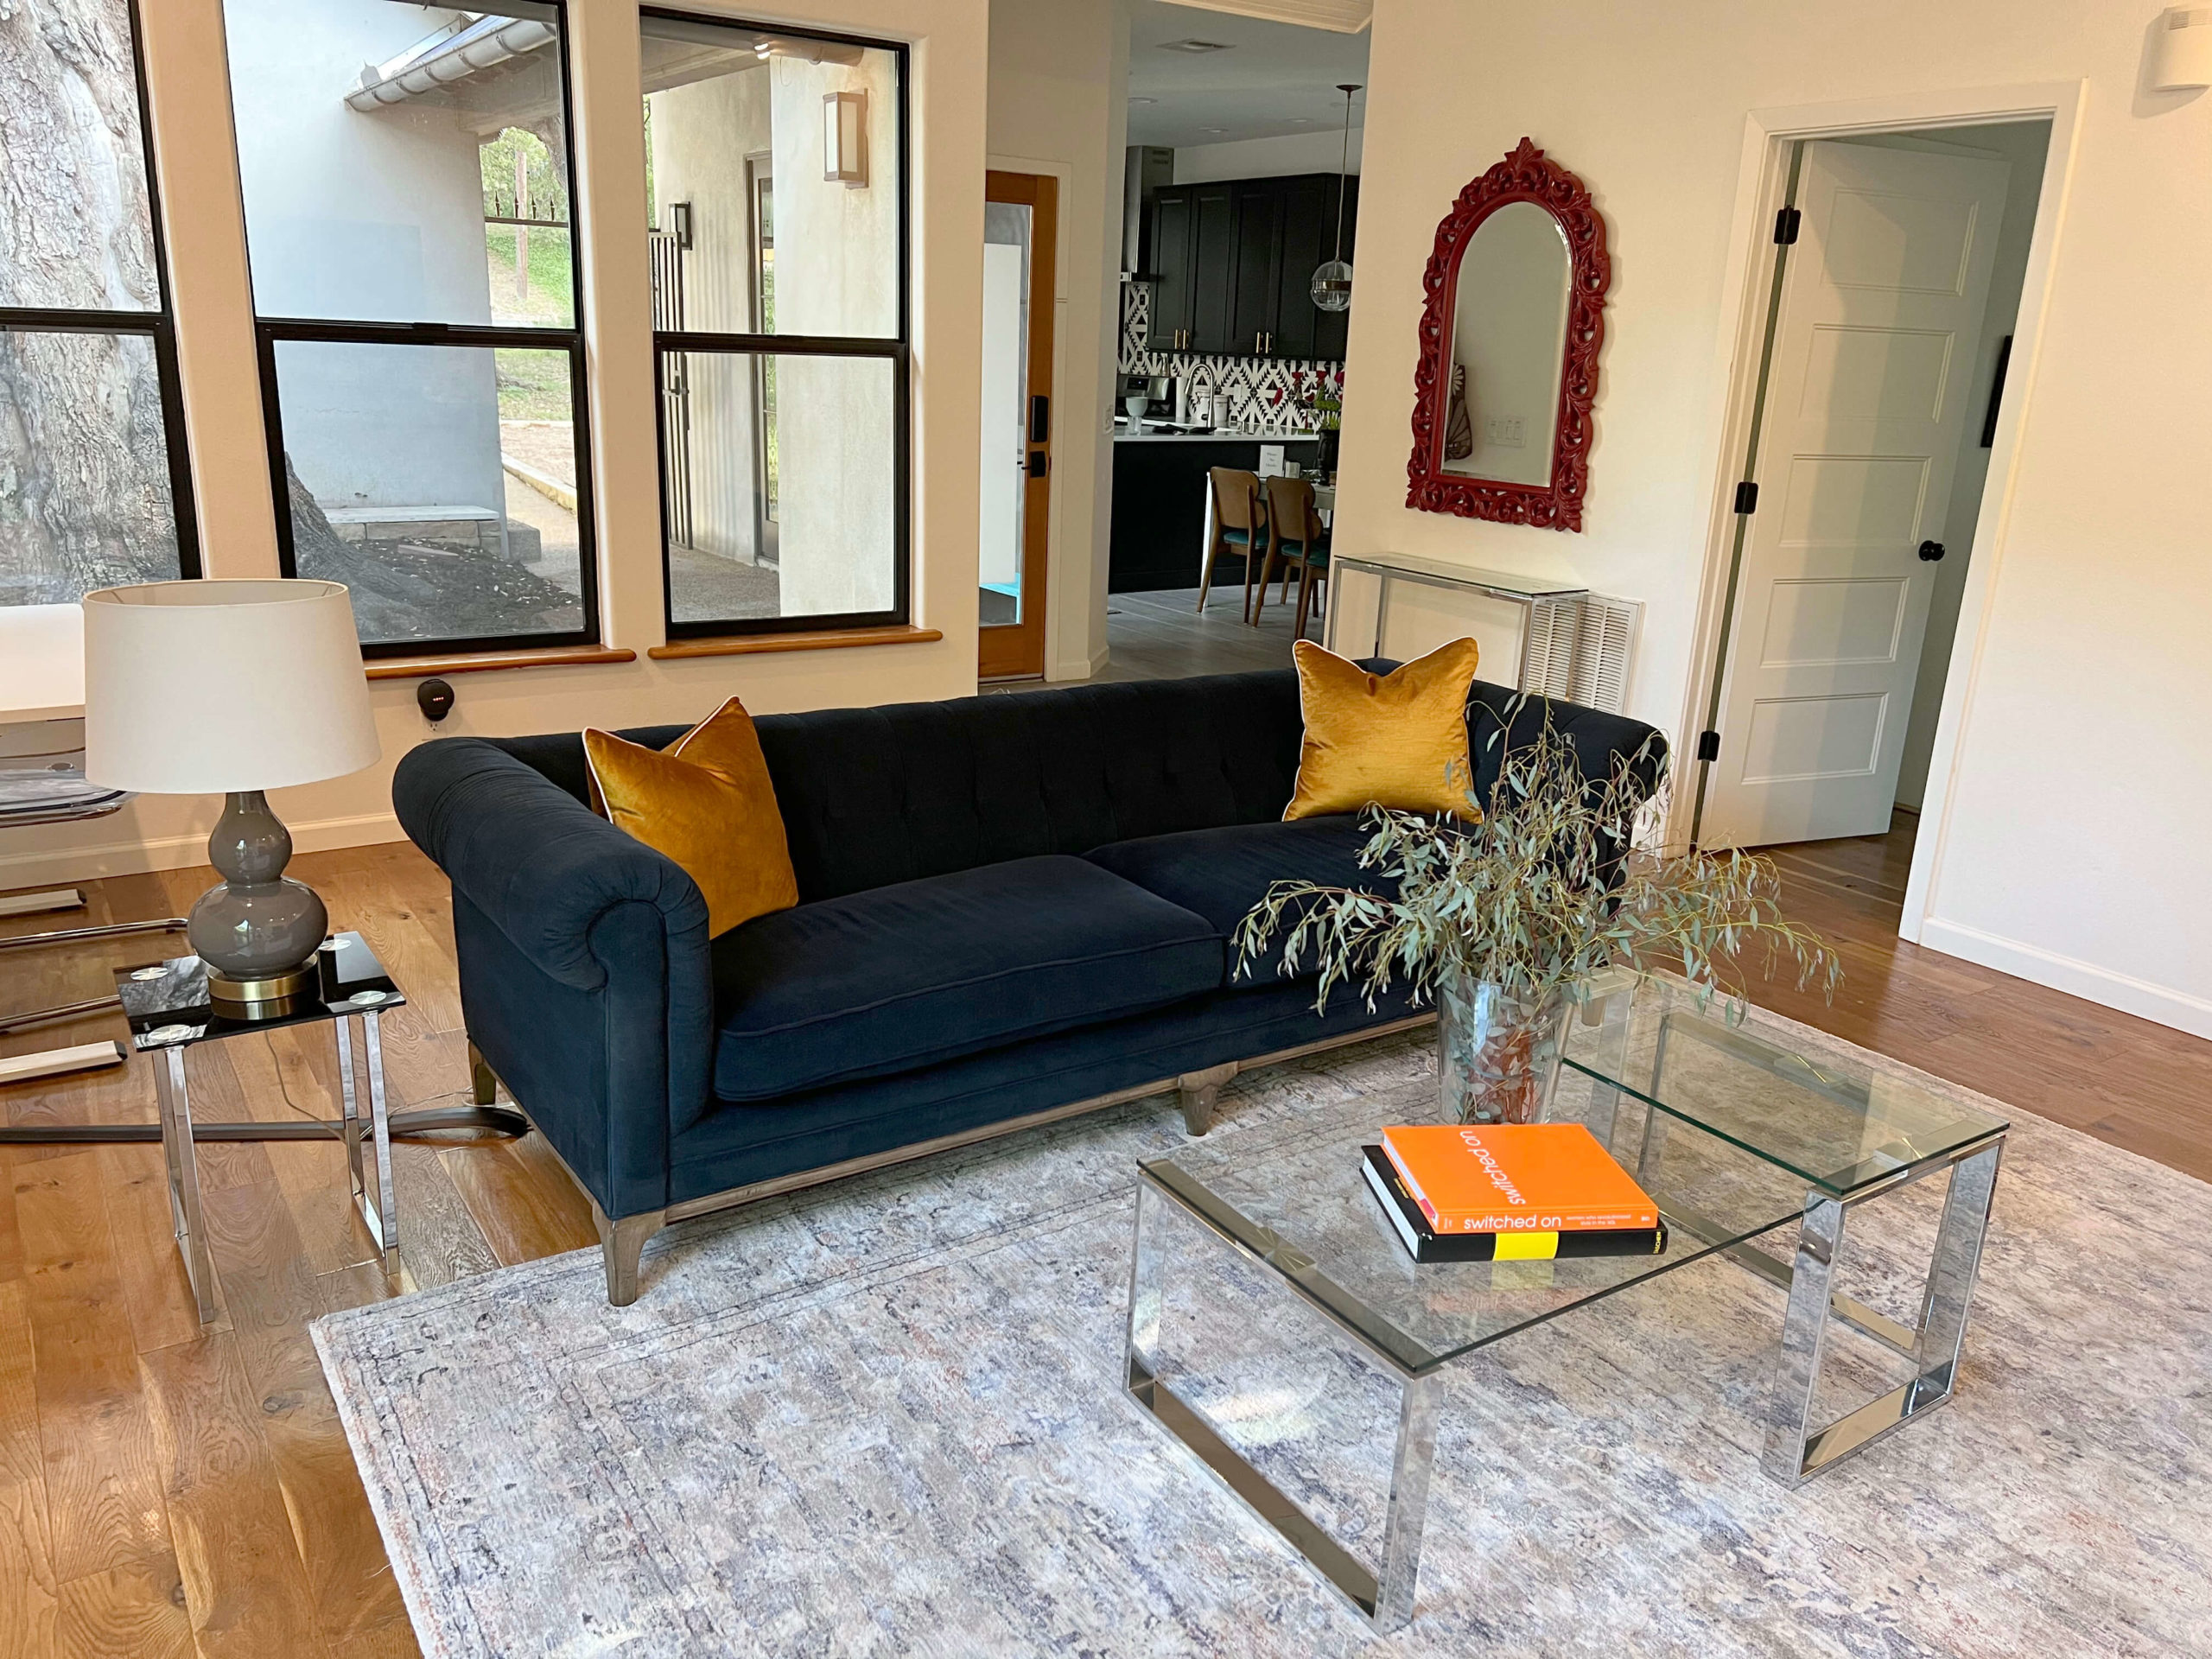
left=641, top=11, right=910, bottom=637
left=0, top=0, right=198, bottom=607
left=222, top=0, right=596, bottom=655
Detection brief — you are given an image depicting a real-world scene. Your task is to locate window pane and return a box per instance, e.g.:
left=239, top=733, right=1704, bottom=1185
left=273, top=339, right=584, bottom=645
left=641, top=16, right=899, bottom=340
left=660, top=350, right=895, bottom=626
left=0, top=0, right=160, bottom=313
left=0, top=329, right=181, bottom=606
left=226, top=1, right=575, bottom=327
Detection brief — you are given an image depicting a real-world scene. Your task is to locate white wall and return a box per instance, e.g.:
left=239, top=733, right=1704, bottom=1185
left=985, top=0, right=1128, bottom=680
left=3, top=0, right=989, bottom=892
left=1338, top=0, right=2212, bottom=1036
left=225, top=0, right=505, bottom=515
left=1173, top=127, right=1362, bottom=183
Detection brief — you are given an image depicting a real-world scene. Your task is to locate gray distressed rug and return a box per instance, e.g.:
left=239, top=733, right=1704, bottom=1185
left=314, top=1009, right=2212, bottom=1657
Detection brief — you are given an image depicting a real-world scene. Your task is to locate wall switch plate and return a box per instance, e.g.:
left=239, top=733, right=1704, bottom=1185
left=1484, top=415, right=1526, bottom=448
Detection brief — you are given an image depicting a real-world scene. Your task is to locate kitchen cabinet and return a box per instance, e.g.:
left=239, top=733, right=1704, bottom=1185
left=1143, top=172, right=1360, bottom=362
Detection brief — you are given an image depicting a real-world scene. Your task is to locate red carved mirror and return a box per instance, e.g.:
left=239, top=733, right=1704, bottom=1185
left=1406, top=139, right=1611, bottom=531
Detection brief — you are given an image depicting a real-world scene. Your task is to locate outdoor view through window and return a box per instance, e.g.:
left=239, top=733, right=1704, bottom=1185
left=226, top=0, right=593, bottom=650
left=0, top=0, right=193, bottom=607
left=642, top=14, right=907, bottom=634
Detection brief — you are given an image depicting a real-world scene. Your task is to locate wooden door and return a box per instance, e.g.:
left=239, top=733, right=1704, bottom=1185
left=978, top=170, right=1058, bottom=682
left=1700, top=140, right=2011, bottom=847
left=1147, top=187, right=1192, bottom=350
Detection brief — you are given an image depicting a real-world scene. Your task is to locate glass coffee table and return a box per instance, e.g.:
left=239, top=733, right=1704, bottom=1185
left=1123, top=976, right=2007, bottom=1632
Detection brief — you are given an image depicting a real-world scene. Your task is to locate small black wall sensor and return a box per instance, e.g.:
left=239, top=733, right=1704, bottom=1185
left=416, top=677, right=456, bottom=724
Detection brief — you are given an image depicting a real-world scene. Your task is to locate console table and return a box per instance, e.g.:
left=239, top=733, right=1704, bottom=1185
left=1321, top=550, right=1587, bottom=689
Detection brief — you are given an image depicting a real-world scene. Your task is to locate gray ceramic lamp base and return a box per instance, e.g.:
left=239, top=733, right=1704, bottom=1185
left=188, top=790, right=328, bottom=1018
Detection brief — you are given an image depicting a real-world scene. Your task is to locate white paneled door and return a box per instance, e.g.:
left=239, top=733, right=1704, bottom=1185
left=1700, top=140, right=2010, bottom=848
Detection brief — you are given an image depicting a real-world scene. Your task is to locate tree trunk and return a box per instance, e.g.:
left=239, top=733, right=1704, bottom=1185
left=0, top=0, right=179, bottom=605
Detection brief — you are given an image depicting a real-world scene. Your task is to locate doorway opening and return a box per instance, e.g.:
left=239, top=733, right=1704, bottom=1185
left=1691, top=118, right=2051, bottom=902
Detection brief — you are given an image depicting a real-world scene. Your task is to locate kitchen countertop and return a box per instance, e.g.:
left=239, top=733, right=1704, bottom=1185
left=1112, top=423, right=1321, bottom=443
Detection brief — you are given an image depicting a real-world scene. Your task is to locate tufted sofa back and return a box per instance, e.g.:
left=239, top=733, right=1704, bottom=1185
left=484, top=668, right=1662, bottom=906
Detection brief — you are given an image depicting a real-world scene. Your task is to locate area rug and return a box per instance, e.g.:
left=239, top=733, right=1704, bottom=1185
left=313, top=1009, right=2212, bottom=1657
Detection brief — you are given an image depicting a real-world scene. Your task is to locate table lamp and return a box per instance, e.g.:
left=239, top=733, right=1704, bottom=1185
left=83, top=579, right=380, bottom=1018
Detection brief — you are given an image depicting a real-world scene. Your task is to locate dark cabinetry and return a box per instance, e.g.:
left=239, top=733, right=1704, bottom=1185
left=1144, top=172, right=1358, bottom=360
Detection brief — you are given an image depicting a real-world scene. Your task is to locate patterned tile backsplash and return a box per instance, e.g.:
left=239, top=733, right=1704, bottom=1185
left=1118, top=283, right=1342, bottom=435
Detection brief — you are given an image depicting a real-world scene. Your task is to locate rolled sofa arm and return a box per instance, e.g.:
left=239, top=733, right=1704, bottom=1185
left=393, top=738, right=715, bottom=1217
left=394, top=738, right=709, bottom=988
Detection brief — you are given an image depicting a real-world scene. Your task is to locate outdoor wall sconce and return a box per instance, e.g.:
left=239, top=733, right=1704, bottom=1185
left=823, top=91, right=868, bottom=186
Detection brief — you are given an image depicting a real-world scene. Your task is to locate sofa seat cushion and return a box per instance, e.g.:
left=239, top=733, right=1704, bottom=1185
left=1084, top=814, right=1400, bottom=986
left=709, top=855, right=1223, bottom=1102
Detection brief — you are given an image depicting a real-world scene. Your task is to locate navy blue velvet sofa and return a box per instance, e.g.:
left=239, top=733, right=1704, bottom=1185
left=393, top=667, right=1661, bottom=1303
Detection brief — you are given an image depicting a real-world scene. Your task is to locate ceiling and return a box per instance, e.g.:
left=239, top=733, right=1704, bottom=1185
left=1125, top=0, right=1369, bottom=150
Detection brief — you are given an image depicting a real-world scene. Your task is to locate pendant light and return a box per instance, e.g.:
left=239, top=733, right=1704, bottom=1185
left=1310, top=83, right=1359, bottom=313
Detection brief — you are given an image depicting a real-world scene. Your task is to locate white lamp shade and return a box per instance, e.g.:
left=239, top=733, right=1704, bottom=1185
left=83, top=579, right=380, bottom=795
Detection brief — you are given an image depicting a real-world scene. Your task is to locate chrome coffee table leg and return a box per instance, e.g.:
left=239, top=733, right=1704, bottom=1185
left=1764, top=1135, right=2004, bottom=1485
left=1122, top=1173, right=1441, bottom=1634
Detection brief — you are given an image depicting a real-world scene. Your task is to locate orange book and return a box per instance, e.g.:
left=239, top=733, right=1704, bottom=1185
left=1380, top=1123, right=1659, bottom=1235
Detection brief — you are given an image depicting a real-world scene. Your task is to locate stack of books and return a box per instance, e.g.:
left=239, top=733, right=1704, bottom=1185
left=1361, top=1122, right=1668, bottom=1263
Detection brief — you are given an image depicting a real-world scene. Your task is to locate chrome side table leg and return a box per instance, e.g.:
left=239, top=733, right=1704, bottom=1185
left=336, top=1014, right=366, bottom=1217
left=154, top=1046, right=217, bottom=1324
left=356, top=1011, right=400, bottom=1279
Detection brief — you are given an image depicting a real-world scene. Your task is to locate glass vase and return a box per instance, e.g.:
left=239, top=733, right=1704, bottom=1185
left=1437, top=974, right=1570, bottom=1125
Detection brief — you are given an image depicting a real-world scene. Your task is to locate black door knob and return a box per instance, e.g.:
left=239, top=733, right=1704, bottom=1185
left=1918, top=540, right=1946, bottom=562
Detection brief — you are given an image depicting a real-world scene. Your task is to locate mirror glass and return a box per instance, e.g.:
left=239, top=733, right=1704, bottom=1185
left=1440, top=201, right=1572, bottom=487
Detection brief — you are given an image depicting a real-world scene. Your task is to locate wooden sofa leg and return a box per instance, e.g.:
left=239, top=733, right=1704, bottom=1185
left=467, top=1039, right=499, bottom=1107
left=592, top=1202, right=666, bottom=1307
left=1176, top=1063, right=1238, bottom=1136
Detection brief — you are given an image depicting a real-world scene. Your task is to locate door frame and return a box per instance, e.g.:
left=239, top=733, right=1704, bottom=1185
left=982, top=156, right=1073, bottom=681
left=1676, top=80, right=2086, bottom=945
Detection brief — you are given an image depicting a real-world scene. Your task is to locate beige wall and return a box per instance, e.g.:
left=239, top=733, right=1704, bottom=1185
left=984, top=0, right=1128, bottom=681
left=1337, top=0, right=2211, bottom=1034
left=3, top=0, right=988, bottom=893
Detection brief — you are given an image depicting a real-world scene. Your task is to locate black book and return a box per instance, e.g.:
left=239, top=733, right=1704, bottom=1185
left=1359, top=1145, right=1669, bottom=1264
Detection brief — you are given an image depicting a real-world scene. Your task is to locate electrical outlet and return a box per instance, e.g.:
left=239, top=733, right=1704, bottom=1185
left=1484, top=415, right=1526, bottom=448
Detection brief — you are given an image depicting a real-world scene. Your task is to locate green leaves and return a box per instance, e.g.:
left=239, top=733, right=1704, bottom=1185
left=1231, top=698, right=1840, bottom=1016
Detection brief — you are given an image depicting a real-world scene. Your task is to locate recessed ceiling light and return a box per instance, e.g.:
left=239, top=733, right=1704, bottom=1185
left=1160, top=39, right=1232, bottom=53
left=1202, top=127, right=1228, bottom=135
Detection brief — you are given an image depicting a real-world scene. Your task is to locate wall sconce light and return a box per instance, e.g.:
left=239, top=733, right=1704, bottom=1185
left=823, top=91, right=867, bottom=186
left=2150, top=5, right=2212, bottom=90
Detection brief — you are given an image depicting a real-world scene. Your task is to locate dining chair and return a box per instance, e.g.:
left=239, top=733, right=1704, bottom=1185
left=1198, top=467, right=1268, bottom=616
left=1257, top=474, right=1330, bottom=639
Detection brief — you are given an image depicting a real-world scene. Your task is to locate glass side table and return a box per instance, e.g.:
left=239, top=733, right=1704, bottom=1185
left=116, top=931, right=405, bottom=1323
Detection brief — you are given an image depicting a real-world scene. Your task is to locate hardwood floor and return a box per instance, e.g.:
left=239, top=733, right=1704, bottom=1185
left=3, top=670, right=2206, bottom=1652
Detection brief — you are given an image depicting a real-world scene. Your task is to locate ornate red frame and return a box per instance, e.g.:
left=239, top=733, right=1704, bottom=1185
left=1405, top=138, right=1611, bottom=532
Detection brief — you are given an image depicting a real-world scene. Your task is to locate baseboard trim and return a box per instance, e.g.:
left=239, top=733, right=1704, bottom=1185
left=0, top=811, right=408, bottom=891
left=1917, top=917, right=2212, bottom=1041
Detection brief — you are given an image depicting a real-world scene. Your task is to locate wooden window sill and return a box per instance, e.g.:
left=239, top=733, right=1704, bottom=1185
left=364, top=645, right=638, bottom=680
left=648, top=626, right=943, bottom=660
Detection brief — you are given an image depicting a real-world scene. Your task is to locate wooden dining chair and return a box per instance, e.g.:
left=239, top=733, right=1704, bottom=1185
left=1258, top=474, right=1330, bottom=639
left=1198, top=467, right=1268, bottom=615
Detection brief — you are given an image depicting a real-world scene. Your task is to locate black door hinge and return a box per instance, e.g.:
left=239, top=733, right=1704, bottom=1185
left=1733, top=480, right=1759, bottom=515
left=1774, top=206, right=1802, bottom=245
left=1697, top=730, right=1722, bottom=762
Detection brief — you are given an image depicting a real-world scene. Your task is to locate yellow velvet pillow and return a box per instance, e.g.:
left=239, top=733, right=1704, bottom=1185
left=1284, top=637, right=1484, bottom=821
left=582, top=696, right=799, bottom=937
